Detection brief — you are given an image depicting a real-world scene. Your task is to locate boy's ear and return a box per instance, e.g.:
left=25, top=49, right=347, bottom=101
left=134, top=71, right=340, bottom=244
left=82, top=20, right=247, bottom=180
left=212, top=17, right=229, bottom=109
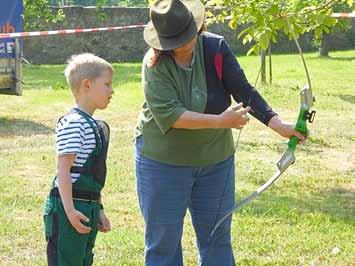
left=81, top=79, right=91, bottom=92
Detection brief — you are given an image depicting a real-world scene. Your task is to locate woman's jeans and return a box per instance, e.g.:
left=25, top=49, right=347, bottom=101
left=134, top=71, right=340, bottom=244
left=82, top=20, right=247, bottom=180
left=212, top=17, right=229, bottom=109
left=135, top=136, right=236, bottom=266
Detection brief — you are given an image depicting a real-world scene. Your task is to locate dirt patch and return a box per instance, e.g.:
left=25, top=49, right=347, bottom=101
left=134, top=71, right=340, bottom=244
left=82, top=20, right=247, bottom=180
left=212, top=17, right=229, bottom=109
left=321, top=149, right=355, bottom=173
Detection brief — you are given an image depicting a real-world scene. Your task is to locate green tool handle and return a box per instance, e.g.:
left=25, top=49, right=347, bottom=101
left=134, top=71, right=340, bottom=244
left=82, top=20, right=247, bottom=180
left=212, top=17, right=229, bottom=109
left=288, top=108, right=308, bottom=152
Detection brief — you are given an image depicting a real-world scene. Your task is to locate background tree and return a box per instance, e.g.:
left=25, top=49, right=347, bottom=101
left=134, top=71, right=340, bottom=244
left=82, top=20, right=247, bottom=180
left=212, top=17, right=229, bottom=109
left=23, top=0, right=65, bottom=30
left=318, top=1, right=354, bottom=56
left=23, top=0, right=149, bottom=31
left=205, top=0, right=354, bottom=84
left=49, top=0, right=148, bottom=6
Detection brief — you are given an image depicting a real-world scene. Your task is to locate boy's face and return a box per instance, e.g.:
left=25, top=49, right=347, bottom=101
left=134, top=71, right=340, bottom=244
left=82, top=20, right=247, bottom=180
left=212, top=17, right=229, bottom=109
left=88, top=69, right=113, bottom=110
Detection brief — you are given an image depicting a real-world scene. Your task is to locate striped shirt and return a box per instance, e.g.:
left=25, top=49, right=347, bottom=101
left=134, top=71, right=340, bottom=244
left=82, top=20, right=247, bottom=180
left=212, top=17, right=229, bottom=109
left=55, top=108, right=97, bottom=184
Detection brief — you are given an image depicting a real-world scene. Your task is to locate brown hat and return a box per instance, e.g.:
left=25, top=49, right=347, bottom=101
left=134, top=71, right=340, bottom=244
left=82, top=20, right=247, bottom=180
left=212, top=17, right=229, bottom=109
left=144, top=0, right=205, bottom=51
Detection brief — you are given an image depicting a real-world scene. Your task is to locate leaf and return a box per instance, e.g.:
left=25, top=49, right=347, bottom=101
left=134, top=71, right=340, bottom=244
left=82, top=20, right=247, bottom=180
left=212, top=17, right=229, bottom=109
left=242, top=34, right=253, bottom=44
left=266, top=4, right=279, bottom=17
left=259, top=32, right=270, bottom=50
left=271, top=32, right=277, bottom=43
left=228, top=20, right=236, bottom=29
left=247, top=45, right=259, bottom=56
left=274, top=19, right=286, bottom=30
left=238, top=27, right=252, bottom=39
left=315, top=27, right=322, bottom=39
left=323, top=16, right=337, bottom=27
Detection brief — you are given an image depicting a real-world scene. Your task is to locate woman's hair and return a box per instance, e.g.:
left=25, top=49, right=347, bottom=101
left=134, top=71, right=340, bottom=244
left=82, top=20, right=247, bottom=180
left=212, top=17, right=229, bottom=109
left=147, top=24, right=206, bottom=68
left=147, top=49, right=171, bottom=68
left=64, top=53, right=113, bottom=92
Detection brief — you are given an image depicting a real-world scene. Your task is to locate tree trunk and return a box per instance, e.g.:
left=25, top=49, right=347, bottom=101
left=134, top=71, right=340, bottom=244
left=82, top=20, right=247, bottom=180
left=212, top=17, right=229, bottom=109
left=319, top=33, right=330, bottom=57
left=260, top=49, right=266, bottom=84
left=268, top=45, right=272, bottom=85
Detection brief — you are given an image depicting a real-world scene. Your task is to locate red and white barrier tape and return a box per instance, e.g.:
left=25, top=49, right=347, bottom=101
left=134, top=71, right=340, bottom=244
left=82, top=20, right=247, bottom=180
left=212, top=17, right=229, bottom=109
left=225, top=13, right=355, bottom=20
left=331, top=13, right=355, bottom=18
left=0, top=13, right=354, bottom=40
left=0, top=24, right=146, bottom=40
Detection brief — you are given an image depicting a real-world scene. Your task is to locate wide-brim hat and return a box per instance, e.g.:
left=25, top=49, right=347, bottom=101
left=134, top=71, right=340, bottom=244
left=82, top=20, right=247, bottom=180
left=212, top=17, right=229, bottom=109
left=144, top=0, right=205, bottom=51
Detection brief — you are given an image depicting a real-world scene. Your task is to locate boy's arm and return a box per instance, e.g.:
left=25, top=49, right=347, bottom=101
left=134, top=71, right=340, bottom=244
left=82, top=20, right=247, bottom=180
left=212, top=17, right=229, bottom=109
left=57, top=154, right=91, bottom=234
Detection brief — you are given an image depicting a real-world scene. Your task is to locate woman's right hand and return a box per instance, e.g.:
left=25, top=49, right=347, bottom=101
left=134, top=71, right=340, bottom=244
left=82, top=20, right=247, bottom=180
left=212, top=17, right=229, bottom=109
left=219, top=103, right=251, bottom=129
left=66, top=208, right=92, bottom=234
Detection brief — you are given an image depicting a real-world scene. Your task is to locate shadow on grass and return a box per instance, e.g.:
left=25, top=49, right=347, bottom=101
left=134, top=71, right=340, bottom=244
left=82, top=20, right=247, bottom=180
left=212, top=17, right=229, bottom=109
left=0, top=117, right=53, bottom=137
left=338, top=94, right=355, bottom=104
left=328, top=56, right=355, bottom=62
left=236, top=186, right=354, bottom=225
left=308, top=56, right=355, bottom=62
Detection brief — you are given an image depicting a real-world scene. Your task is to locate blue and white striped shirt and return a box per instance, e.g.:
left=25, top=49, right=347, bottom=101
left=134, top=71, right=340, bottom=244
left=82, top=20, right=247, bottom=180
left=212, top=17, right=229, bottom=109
left=55, top=109, right=97, bottom=184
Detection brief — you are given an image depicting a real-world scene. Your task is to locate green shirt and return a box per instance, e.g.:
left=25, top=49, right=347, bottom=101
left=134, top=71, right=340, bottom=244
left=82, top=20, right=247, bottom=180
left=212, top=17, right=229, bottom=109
left=136, top=36, right=234, bottom=166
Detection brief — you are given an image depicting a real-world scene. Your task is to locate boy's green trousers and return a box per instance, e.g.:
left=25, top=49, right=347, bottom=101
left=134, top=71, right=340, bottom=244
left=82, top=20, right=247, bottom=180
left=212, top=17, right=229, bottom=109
left=44, top=194, right=100, bottom=266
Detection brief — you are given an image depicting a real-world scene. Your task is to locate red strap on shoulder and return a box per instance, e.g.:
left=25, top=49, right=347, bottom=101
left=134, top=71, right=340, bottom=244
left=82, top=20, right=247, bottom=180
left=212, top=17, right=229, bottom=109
left=214, top=53, right=223, bottom=81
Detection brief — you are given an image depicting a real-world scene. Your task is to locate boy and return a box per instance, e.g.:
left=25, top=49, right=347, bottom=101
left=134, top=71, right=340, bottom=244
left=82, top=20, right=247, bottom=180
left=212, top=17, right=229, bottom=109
left=43, top=53, right=114, bottom=266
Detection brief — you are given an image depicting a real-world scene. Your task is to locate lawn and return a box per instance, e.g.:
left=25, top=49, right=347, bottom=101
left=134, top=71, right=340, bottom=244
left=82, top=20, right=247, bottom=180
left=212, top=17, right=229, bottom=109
left=0, top=50, right=354, bottom=266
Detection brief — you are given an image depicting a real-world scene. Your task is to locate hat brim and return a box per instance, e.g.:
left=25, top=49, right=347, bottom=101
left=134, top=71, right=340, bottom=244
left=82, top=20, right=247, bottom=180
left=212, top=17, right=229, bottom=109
left=144, top=0, right=205, bottom=51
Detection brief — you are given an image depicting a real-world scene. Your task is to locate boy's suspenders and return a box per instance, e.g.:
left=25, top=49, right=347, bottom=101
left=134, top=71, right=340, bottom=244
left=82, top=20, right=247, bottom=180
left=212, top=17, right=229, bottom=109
left=50, top=108, right=110, bottom=201
left=69, top=108, right=110, bottom=187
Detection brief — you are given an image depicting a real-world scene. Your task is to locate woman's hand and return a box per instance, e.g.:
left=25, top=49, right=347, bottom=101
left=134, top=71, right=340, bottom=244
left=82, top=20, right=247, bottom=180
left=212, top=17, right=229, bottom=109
left=219, top=103, right=251, bottom=129
left=98, top=210, right=111, bottom=233
left=268, top=115, right=306, bottom=141
left=173, top=103, right=250, bottom=130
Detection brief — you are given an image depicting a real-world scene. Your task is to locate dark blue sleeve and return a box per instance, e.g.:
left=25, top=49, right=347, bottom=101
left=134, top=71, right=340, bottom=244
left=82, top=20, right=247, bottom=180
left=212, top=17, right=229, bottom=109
left=221, top=40, right=277, bottom=125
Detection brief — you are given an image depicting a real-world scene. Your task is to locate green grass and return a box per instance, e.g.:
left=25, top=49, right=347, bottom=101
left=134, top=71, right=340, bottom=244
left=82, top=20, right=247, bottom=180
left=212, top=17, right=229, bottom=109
left=0, top=50, right=354, bottom=266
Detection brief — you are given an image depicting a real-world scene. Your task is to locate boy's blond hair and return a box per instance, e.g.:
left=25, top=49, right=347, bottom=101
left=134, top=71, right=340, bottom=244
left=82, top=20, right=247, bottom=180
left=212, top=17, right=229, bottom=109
left=64, top=53, right=113, bottom=92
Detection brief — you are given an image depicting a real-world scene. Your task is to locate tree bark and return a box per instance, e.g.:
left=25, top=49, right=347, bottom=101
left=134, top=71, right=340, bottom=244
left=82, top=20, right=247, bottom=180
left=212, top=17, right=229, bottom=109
left=319, top=33, right=330, bottom=57
left=268, top=45, right=272, bottom=85
left=260, top=49, right=266, bottom=84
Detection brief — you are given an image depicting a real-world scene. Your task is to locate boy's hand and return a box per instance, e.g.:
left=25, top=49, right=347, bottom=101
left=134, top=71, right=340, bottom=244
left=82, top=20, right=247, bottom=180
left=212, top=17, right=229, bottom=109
left=67, top=209, right=92, bottom=234
left=98, top=210, right=111, bottom=233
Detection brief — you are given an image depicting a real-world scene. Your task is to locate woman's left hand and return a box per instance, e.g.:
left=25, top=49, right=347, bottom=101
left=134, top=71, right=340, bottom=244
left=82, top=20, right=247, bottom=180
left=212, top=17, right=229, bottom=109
left=268, top=115, right=306, bottom=142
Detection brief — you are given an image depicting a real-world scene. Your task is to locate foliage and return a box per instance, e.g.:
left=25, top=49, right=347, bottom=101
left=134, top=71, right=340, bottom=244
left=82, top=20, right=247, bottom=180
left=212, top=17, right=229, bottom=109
left=23, top=0, right=65, bottom=30
left=205, top=0, right=354, bottom=55
left=117, top=0, right=149, bottom=7
left=50, top=0, right=149, bottom=7
left=24, top=0, right=149, bottom=31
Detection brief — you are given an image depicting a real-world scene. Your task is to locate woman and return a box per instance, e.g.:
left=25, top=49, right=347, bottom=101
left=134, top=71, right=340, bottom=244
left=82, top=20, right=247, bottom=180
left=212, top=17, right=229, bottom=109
left=135, top=0, right=305, bottom=265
